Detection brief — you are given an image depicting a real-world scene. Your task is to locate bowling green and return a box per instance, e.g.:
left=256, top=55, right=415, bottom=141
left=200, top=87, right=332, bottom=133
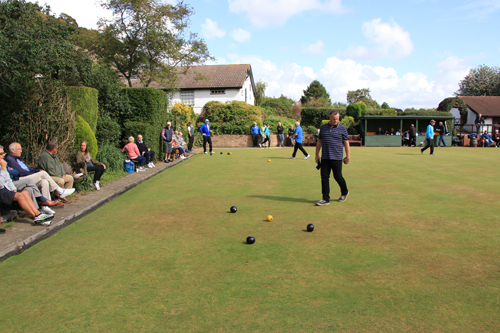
left=0, top=147, right=499, bottom=332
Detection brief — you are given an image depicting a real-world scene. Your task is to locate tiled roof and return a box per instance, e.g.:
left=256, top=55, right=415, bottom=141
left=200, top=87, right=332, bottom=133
left=127, top=64, right=252, bottom=90
left=458, top=96, right=500, bottom=117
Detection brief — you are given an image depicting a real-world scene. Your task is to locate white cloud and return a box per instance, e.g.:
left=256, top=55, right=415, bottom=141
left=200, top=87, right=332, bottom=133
left=455, top=0, right=500, bottom=19
left=201, top=19, right=226, bottom=39
left=228, top=0, right=344, bottom=27
left=228, top=54, right=468, bottom=108
left=27, top=0, right=112, bottom=30
left=231, top=28, right=251, bottom=42
left=302, top=40, right=324, bottom=54
left=341, top=18, right=414, bottom=60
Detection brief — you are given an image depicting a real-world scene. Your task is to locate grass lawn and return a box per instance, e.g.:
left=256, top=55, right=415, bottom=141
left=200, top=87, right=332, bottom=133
left=1, top=147, right=499, bottom=332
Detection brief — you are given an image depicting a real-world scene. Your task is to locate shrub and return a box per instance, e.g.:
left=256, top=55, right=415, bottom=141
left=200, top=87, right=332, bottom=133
left=96, top=114, right=121, bottom=146
left=66, top=86, right=99, bottom=132
left=261, top=96, right=294, bottom=118
left=306, top=125, right=318, bottom=134
left=262, top=115, right=296, bottom=134
left=300, top=108, right=346, bottom=128
left=340, top=116, right=356, bottom=129
left=123, top=121, right=162, bottom=159
left=346, top=102, right=367, bottom=120
left=197, top=101, right=262, bottom=134
left=170, top=102, right=196, bottom=131
left=95, top=143, right=124, bottom=172
left=75, top=115, right=98, bottom=158
left=122, top=88, right=169, bottom=158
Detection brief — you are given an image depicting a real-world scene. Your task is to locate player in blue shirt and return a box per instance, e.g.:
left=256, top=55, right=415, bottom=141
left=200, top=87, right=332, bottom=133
left=290, top=122, right=310, bottom=159
left=421, top=120, right=435, bottom=155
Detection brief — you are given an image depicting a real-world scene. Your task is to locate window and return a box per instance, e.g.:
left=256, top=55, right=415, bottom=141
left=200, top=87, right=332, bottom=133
left=180, top=90, right=194, bottom=105
left=210, top=90, right=226, bottom=95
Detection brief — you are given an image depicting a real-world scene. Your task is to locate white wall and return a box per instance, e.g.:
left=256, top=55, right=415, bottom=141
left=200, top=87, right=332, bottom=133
left=451, top=107, right=494, bottom=133
left=168, top=76, right=255, bottom=114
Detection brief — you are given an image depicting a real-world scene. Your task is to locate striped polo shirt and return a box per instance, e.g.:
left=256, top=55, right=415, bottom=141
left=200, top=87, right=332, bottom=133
left=319, top=123, right=348, bottom=160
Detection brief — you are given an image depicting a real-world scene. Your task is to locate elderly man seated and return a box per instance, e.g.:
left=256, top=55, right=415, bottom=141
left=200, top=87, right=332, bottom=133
left=38, top=141, right=74, bottom=197
left=0, top=145, right=52, bottom=225
left=5, top=142, right=75, bottom=205
left=136, top=134, right=156, bottom=168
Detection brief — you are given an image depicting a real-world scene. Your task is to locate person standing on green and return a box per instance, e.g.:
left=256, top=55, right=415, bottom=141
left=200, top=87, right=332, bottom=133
left=260, top=123, right=270, bottom=148
left=421, top=120, right=436, bottom=155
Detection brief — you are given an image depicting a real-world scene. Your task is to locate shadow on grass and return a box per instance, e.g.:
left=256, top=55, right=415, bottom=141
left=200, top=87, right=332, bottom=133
left=247, top=195, right=316, bottom=204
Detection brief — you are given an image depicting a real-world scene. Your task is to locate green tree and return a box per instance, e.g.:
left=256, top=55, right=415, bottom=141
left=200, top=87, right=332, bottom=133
left=455, top=64, right=500, bottom=96
left=261, top=96, right=294, bottom=118
left=255, top=80, right=267, bottom=106
left=381, top=102, right=390, bottom=109
left=97, top=0, right=213, bottom=88
left=300, top=80, right=331, bottom=107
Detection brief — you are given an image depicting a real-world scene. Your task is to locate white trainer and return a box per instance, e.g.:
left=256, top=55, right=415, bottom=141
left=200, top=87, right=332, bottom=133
left=304, top=155, right=310, bottom=160
left=41, top=206, right=55, bottom=215
left=58, top=188, right=75, bottom=198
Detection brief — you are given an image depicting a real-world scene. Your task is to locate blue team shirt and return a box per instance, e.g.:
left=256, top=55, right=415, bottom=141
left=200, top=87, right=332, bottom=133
left=200, top=123, right=211, bottom=137
left=294, top=126, right=304, bottom=143
left=250, top=125, right=259, bottom=135
left=318, top=123, right=348, bottom=160
left=425, top=124, right=434, bottom=139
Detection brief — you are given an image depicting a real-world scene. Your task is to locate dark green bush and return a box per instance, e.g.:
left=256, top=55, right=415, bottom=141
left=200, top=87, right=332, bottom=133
left=75, top=115, right=98, bottom=158
left=95, top=143, right=125, bottom=172
left=66, top=86, right=99, bottom=132
left=346, top=102, right=367, bottom=120
left=96, top=114, right=121, bottom=146
left=197, top=101, right=262, bottom=134
left=261, top=97, right=294, bottom=118
left=121, top=88, right=169, bottom=158
left=306, top=125, right=318, bottom=134
left=300, top=108, right=346, bottom=128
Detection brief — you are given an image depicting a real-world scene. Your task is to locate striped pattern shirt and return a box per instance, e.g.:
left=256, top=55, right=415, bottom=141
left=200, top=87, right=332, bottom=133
left=318, top=123, right=348, bottom=160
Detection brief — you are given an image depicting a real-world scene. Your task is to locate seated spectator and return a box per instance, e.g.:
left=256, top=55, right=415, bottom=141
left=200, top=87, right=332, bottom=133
left=76, top=141, right=107, bottom=190
left=122, top=137, right=147, bottom=171
left=178, top=132, right=188, bottom=150
left=384, top=130, right=389, bottom=135
left=173, top=131, right=187, bottom=159
left=6, top=142, right=74, bottom=205
left=0, top=145, right=52, bottom=225
left=396, top=129, right=401, bottom=135
left=493, top=130, right=500, bottom=147
left=481, top=130, right=494, bottom=147
left=136, top=134, right=156, bottom=168
left=377, top=127, right=383, bottom=135
left=390, top=128, right=396, bottom=135
left=8, top=167, right=58, bottom=211
left=38, top=141, right=74, bottom=199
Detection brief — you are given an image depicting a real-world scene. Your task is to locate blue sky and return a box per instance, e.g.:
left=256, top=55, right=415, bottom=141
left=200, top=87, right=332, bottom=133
left=36, top=0, right=499, bottom=108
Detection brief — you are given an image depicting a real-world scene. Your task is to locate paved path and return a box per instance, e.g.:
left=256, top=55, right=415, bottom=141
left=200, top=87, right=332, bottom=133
left=0, top=150, right=201, bottom=261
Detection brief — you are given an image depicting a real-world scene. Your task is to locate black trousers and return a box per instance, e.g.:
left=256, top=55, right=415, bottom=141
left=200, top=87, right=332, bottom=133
left=144, top=150, right=155, bottom=163
left=188, top=134, right=194, bottom=151
left=252, top=134, right=259, bottom=147
left=261, top=135, right=270, bottom=146
left=421, top=138, right=434, bottom=154
left=292, top=142, right=308, bottom=157
left=203, top=136, right=212, bottom=152
left=321, top=159, right=348, bottom=201
left=409, top=135, right=416, bottom=147
left=87, top=165, right=105, bottom=182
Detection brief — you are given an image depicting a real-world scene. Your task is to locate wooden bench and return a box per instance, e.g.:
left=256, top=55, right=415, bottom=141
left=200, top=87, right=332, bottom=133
left=304, top=134, right=317, bottom=146
left=348, top=134, right=362, bottom=146
left=366, top=132, right=377, bottom=136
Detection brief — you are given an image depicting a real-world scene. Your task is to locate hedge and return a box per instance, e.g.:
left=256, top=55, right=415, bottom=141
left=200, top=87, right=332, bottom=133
left=75, top=115, right=98, bottom=158
left=121, top=88, right=170, bottom=159
left=300, top=108, right=346, bottom=128
left=197, top=101, right=262, bottom=134
left=346, top=102, right=367, bottom=120
left=66, top=86, right=99, bottom=133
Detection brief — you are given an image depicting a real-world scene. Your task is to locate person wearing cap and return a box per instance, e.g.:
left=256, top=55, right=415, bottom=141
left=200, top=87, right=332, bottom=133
left=421, top=120, right=436, bottom=155
left=200, top=119, right=213, bottom=154
left=260, top=123, right=270, bottom=148
left=162, top=122, right=174, bottom=162
left=187, top=121, right=195, bottom=152
left=250, top=122, right=260, bottom=147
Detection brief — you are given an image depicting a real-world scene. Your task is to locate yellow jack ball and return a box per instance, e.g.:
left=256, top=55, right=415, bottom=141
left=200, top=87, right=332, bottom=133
left=267, top=215, right=273, bottom=221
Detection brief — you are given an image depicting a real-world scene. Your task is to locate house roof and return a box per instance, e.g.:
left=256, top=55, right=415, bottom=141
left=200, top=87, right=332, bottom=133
left=127, top=64, right=255, bottom=93
left=458, top=96, right=500, bottom=117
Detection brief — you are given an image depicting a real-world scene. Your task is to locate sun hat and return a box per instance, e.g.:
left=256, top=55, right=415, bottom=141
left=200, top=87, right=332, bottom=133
left=167, top=121, right=171, bottom=125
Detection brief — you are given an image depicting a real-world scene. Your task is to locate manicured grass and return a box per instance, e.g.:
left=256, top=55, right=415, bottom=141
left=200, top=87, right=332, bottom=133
left=1, top=147, right=499, bottom=332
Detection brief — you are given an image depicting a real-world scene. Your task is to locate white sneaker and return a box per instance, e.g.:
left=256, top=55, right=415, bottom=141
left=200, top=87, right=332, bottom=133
left=34, top=213, right=52, bottom=224
left=151, top=163, right=155, bottom=167
left=95, top=181, right=100, bottom=190
left=41, top=206, right=55, bottom=215
left=58, top=188, right=75, bottom=198
left=304, top=155, right=310, bottom=160
left=204, top=152, right=208, bottom=154
left=290, top=156, right=296, bottom=159
left=73, top=173, right=84, bottom=180
left=180, top=155, right=186, bottom=159
left=139, top=168, right=147, bottom=172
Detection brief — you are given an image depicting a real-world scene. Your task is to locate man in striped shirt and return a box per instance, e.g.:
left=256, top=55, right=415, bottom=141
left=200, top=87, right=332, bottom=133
left=315, top=110, right=350, bottom=205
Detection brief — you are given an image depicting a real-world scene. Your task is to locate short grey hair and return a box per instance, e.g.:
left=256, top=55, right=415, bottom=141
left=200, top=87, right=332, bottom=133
left=0, top=145, right=3, bottom=150
left=329, top=110, right=339, bottom=116
left=8, top=143, right=17, bottom=152
left=295, top=121, right=300, bottom=126
left=47, top=141, right=58, bottom=151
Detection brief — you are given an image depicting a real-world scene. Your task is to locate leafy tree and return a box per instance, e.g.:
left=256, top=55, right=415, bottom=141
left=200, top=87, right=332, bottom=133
left=300, top=80, right=331, bottom=107
left=381, top=102, right=390, bottom=109
left=455, top=64, right=500, bottom=96
left=345, top=102, right=367, bottom=120
left=332, top=102, right=347, bottom=108
left=261, top=96, right=294, bottom=118
left=170, top=102, right=195, bottom=131
left=96, top=0, right=213, bottom=87
left=255, top=80, right=267, bottom=106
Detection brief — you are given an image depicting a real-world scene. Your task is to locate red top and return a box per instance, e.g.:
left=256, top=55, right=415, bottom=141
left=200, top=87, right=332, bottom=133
left=122, top=143, right=140, bottom=159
